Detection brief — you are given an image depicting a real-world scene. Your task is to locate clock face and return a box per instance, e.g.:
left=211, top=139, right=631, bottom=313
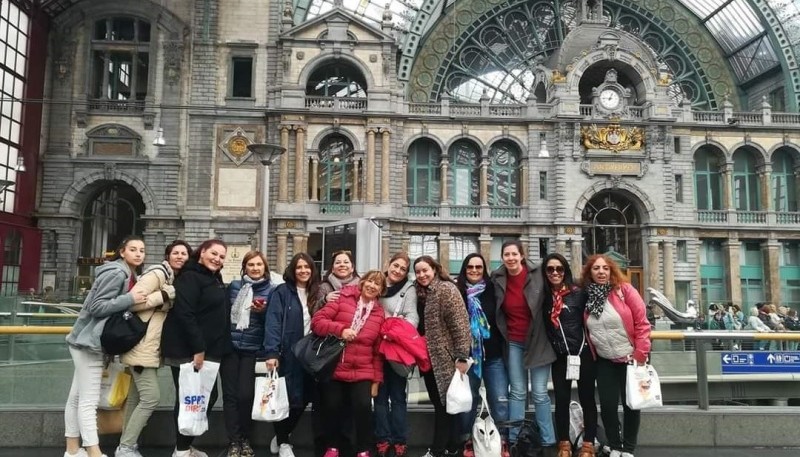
left=599, top=88, right=621, bottom=110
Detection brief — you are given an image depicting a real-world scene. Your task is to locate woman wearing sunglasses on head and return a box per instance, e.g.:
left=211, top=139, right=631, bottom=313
left=541, top=254, right=596, bottom=457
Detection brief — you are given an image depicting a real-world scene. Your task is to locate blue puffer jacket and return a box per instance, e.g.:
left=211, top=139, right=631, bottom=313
left=227, top=276, right=275, bottom=355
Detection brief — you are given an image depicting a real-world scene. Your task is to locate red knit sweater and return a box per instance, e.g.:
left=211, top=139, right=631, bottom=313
left=502, top=270, right=531, bottom=343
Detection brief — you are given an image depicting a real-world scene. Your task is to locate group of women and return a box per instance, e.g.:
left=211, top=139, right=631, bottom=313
left=63, top=237, right=651, bottom=457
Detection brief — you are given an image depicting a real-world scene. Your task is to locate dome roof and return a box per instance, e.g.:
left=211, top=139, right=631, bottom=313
left=547, top=23, right=660, bottom=74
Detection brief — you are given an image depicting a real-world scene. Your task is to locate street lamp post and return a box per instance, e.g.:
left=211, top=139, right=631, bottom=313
left=247, top=143, right=287, bottom=254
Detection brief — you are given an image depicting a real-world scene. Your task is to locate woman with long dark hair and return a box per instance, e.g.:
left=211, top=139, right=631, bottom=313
left=414, top=256, right=471, bottom=457
left=581, top=254, right=650, bottom=457
left=264, top=253, right=322, bottom=457
left=541, top=253, right=596, bottom=457
left=316, top=250, right=360, bottom=311
left=162, top=239, right=232, bottom=457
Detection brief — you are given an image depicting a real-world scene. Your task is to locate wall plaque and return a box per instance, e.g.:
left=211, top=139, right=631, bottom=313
left=581, top=160, right=647, bottom=177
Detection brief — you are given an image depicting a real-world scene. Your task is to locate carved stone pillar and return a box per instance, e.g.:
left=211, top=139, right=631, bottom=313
left=570, top=239, right=583, bottom=282
left=758, top=166, right=771, bottom=212
left=721, top=164, right=733, bottom=210
left=352, top=159, right=360, bottom=202
left=276, top=233, right=288, bottom=273
left=402, top=158, right=409, bottom=205
left=479, top=156, right=489, bottom=206
left=647, top=240, right=660, bottom=291
left=381, top=130, right=391, bottom=203
left=723, top=239, right=742, bottom=306
left=310, top=158, right=319, bottom=202
left=555, top=239, right=567, bottom=256
left=663, top=240, right=676, bottom=304
left=366, top=129, right=376, bottom=204
left=441, top=159, right=449, bottom=204
left=520, top=158, right=529, bottom=206
left=438, top=234, right=452, bottom=271
left=294, top=127, right=306, bottom=203
left=762, top=240, right=781, bottom=304
left=479, top=235, right=492, bottom=265
left=279, top=126, right=290, bottom=202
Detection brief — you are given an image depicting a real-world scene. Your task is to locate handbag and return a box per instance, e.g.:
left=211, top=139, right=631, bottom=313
left=251, top=370, right=290, bottom=422
left=98, top=359, right=131, bottom=409
left=472, top=386, right=502, bottom=457
left=101, top=310, right=149, bottom=356
left=625, top=363, right=663, bottom=410
left=445, top=368, right=472, bottom=414
left=292, top=333, right=345, bottom=381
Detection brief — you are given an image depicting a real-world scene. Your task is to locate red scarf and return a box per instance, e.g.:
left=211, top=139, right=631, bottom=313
left=550, top=286, right=571, bottom=329
left=128, top=274, right=136, bottom=291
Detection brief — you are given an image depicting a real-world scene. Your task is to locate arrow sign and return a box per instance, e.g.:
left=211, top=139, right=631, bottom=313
left=721, top=352, right=800, bottom=374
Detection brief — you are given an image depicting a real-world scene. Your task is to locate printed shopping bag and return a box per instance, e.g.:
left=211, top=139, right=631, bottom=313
left=446, top=368, right=472, bottom=414
left=251, top=370, right=290, bottom=422
left=625, top=363, right=663, bottom=410
left=177, top=361, right=220, bottom=436
left=98, top=359, right=131, bottom=410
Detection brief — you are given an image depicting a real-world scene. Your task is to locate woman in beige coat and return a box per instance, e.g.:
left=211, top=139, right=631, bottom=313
left=115, top=240, right=192, bottom=457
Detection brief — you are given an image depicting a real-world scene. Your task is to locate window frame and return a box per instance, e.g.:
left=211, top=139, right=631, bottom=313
left=771, top=149, right=797, bottom=212
left=226, top=43, right=257, bottom=100
left=732, top=150, right=761, bottom=211
left=406, top=138, right=441, bottom=205
left=487, top=140, right=521, bottom=207
left=317, top=134, right=355, bottom=203
left=447, top=139, right=480, bottom=206
left=694, top=149, right=723, bottom=210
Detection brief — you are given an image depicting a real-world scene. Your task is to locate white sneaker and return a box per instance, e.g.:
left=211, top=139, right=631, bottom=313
left=609, top=451, right=622, bottom=457
left=271, top=436, right=279, bottom=454
left=621, top=453, right=635, bottom=457
left=279, top=443, right=295, bottom=457
left=64, top=450, right=89, bottom=457
left=173, top=448, right=209, bottom=457
left=115, top=444, right=143, bottom=457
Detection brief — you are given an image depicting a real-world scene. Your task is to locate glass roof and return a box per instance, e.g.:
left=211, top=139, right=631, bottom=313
left=299, top=0, right=422, bottom=34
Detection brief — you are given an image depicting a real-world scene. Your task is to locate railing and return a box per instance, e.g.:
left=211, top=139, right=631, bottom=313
left=693, top=111, right=725, bottom=123
left=408, top=103, right=441, bottom=115
left=449, top=103, right=481, bottom=116
left=776, top=212, right=800, bottom=224
left=580, top=104, right=593, bottom=117
left=407, top=204, right=439, bottom=217
left=450, top=205, right=481, bottom=218
left=305, top=96, right=367, bottom=111
left=629, top=107, right=644, bottom=119
left=488, top=105, right=523, bottom=117
left=736, top=211, right=768, bottom=224
left=773, top=113, right=800, bottom=125
left=87, top=99, right=145, bottom=113
left=490, top=206, right=522, bottom=218
left=697, top=210, right=728, bottom=223
left=318, top=202, right=351, bottom=215
left=734, top=112, right=763, bottom=125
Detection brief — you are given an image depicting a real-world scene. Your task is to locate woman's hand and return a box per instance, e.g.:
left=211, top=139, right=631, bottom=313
left=193, top=352, right=205, bottom=371
left=130, top=288, right=147, bottom=304
left=161, top=284, right=176, bottom=300
left=371, top=382, right=380, bottom=398
left=455, top=359, right=469, bottom=374
left=326, top=291, right=341, bottom=303
left=341, top=328, right=357, bottom=342
left=251, top=297, right=267, bottom=313
left=266, top=358, right=279, bottom=371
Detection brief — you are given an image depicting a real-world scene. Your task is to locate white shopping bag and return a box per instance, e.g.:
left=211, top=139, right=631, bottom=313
left=446, top=368, right=472, bottom=414
left=568, top=400, right=584, bottom=445
left=625, top=363, right=663, bottom=410
left=472, top=386, right=502, bottom=457
left=98, top=359, right=129, bottom=410
left=251, top=370, right=290, bottom=422
left=177, top=361, right=220, bottom=436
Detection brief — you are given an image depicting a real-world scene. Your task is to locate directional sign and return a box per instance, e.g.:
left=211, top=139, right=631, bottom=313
left=721, top=351, right=800, bottom=374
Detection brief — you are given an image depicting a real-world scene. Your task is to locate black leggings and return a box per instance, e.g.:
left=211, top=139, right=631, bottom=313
left=551, top=351, right=598, bottom=443
left=596, top=358, right=640, bottom=453
left=423, top=371, right=461, bottom=455
left=170, top=365, right=219, bottom=452
left=319, top=380, right=374, bottom=454
left=220, top=351, right=256, bottom=442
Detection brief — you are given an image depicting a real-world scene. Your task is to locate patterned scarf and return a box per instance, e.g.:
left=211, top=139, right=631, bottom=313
left=351, top=297, right=375, bottom=335
left=231, top=275, right=268, bottom=330
left=550, top=285, right=572, bottom=329
left=586, top=282, right=613, bottom=318
left=466, top=281, right=490, bottom=377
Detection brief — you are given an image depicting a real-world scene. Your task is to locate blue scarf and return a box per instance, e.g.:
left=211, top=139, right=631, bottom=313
left=466, top=281, right=490, bottom=377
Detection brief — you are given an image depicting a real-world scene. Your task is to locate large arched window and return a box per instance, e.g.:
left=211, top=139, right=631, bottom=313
left=772, top=148, right=797, bottom=212
left=90, top=17, right=151, bottom=108
left=447, top=140, right=480, bottom=206
left=694, top=148, right=723, bottom=210
left=488, top=140, right=520, bottom=206
left=306, top=62, right=367, bottom=98
left=732, top=149, right=760, bottom=211
left=317, top=134, right=355, bottom=202
left=407, top=138, right=441, bottom=206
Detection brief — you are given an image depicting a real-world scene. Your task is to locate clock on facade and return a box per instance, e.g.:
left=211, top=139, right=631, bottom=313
left=599, top=88, right=621, bottom=110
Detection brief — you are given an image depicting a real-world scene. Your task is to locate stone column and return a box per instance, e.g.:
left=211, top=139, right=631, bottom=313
left=479, top=156, right=489, bottom=205
left=291, top=232, right=304, bottom=255
left=440, top=159, right=449, bottom=204
left=310, top=158, right=319, bottom=201
left=570, top=239, right=583, bottom=282
left=758, top=165, right=771, bottom=212
left=366, top=128, right=376, bottom=204
left=381, top=130, right=391, bottom=203
left=400, top=234, right=410, bottom=254
left=294, top=127, right=306, bottom=203
left=723, top=239, right=742, bottom=306
left=278, top=126, right=290, bottom=202
left=479, top=235, right=492, bottom=265
left=352, top=159, right=360, bottom=202
left=381, top=233, right=390, bottom=270
left=276, top=233, right=288, bottom=273
left=663, top=240, right=676, bottom=304
left=762, top=240, right=781, bottom=304
left=520, top=158, right=529, bottom=205
left=647, top=240, right=660, bottom=291
left=555, top=239, right=567, bottom=256
left=402, top=158, right=409, bottom=205
left=438, top=234, right=452, bottom=271
left=721, top=164, right=733, bottom=210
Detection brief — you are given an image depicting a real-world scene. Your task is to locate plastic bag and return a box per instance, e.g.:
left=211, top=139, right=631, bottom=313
left=177, top=361, right=220, bottom=436
left=625, top=363, right=663, bottom=410
left=251, top=370, right=290, bottom=422
left=472, top=386, right=502, bottom=457
left=98, top=360, right=131, bottom=410
left=446, top=368, right=472, bottom=414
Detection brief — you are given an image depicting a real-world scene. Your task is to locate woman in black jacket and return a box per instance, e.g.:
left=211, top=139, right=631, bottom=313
left=162, top=239, right=233, bottom=457
left=541, top=253, right=596, bottom=457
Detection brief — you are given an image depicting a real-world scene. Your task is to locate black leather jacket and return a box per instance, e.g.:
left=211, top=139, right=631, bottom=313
left=542, top=286, right=589, bottom=356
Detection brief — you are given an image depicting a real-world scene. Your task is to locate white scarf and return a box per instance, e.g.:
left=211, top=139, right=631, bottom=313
left=231, top=276, right=267, bottom=330
left=350, top=297, right=375, bottom=335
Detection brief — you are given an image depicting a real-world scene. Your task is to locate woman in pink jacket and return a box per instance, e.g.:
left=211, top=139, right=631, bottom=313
left=581, top=255, right=650, bottom=457
left=311, top=270, right=387, bottom=457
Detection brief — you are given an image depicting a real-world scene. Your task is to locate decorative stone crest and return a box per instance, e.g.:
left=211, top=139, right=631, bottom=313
left=53, top=33, right=77, bottom=84
left=163, top=40, right=184, bottom=86
left=581, top=123, right=644, bottom=152
left=218, top=127, right=254, bottom=165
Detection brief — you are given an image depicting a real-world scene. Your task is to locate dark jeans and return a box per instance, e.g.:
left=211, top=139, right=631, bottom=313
left=374, top=363, right=409, bottom=444
left=220, top=351, right=256, bottom=442
left=596, top=358, right=640, bottom=453
left=423, top=370, right=461, bottom=455
left=275, top=407, right=306, bottom=445
left=320, top=380, right=374, bottom=454
left=170, top=365, right=219, bottom=452
left=551, top=351, right=597, bottom=443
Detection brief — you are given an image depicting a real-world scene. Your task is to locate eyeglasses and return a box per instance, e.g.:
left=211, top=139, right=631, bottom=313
left=466, top=264, right=484, bottom=271
left=546, top=266, right=565, bottom=274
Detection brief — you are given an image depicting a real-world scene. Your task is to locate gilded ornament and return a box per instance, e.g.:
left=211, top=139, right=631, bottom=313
left=551, top=69, right=566, bottom=83
left=580, top=124, right=644, bottom=152
left=228, top=136, right=249, bottom=158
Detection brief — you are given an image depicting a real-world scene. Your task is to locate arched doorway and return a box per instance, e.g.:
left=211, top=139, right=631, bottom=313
left=76, top=182, right=145, bottom=292
left=581, top=190, right=644, bottom=292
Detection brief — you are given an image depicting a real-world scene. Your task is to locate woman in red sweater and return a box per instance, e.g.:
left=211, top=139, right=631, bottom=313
left=311, top=270, right=387, bottom=457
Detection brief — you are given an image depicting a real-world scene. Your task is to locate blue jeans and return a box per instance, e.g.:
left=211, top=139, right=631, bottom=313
left=483, top=356, right=510, bottom=438
left=373, top=363, right=408, bottom=444
left=507, top=341, right=556, bottom=445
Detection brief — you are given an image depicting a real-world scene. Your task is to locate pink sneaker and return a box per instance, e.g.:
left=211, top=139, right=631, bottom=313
left=356, top=452, right=371, bottom=457
left=323, top=448, right=339, bottom=457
